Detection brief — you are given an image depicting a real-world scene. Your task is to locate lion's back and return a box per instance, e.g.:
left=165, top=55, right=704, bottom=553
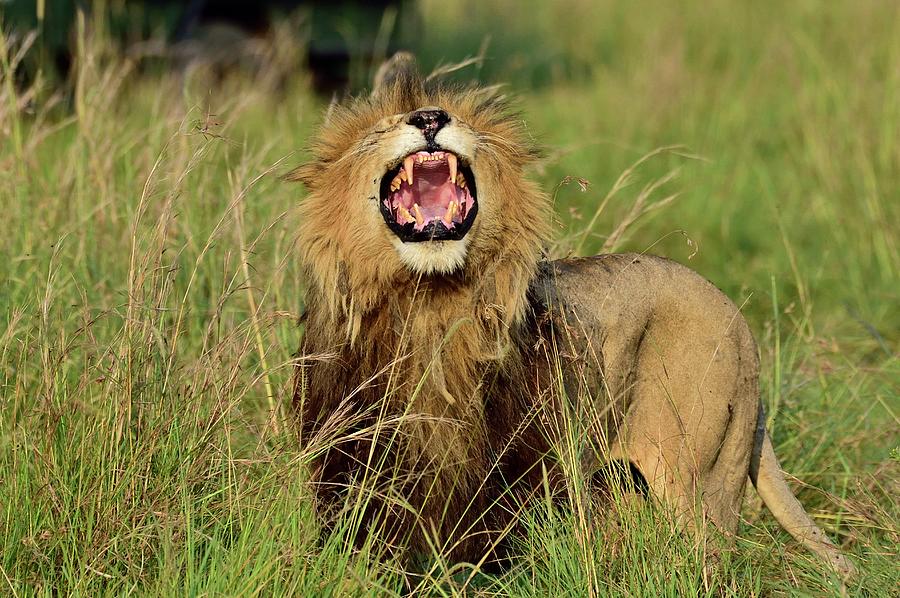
left=528, top=253, right=760, bottom=415
left=533, top=253, right=753, bottom=341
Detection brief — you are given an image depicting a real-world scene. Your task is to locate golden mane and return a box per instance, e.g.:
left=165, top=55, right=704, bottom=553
left=291, top=55, right=552, bottom=557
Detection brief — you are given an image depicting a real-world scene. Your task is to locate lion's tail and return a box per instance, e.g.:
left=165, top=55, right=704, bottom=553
left=749, top=402, right=856, bottom=577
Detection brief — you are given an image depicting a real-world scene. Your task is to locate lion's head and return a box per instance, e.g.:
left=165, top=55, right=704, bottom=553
left=290, top=54, right=549, bottom=342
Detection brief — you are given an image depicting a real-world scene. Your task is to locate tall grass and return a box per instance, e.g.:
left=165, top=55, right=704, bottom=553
left=2, top=1, right=898, bottom=595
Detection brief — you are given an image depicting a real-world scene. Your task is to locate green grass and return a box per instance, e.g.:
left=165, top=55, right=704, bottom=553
left=2, top=1, right=898, bottom=595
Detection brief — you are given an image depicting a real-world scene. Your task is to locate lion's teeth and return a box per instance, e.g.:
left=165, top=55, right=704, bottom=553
left=399, top=168, right=407, bottom=182
left=416, top=154, right=425, bottom=164
left=397, top=205, right=413, bottom=223
left=404, top=156, right=415, bottom=184
left=442, top=200, right=458, bottom=226
left=447, top=154, right=457, bottom=185
left=456, top=173, right=466, bottom=188
left=412, top=203, right=425, bottom=227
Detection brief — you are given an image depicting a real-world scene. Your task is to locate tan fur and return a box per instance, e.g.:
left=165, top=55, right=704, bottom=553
left=290, top=54, right=854, bottom=575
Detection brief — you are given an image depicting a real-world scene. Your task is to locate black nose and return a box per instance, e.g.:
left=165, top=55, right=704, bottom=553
left=407, top=109, right=450, bottom=137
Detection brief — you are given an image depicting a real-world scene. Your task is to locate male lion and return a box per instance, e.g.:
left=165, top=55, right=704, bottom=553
left=290, top=53, right=854, bottom=575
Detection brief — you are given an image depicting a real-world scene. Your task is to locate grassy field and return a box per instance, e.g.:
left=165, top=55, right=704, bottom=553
left=1, top=1, right=898, bottom=595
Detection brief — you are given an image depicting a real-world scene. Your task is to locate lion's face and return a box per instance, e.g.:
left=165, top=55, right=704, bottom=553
left=357, top=105, right=483, bottom=273
left=293, top=54, right=547, bottom=316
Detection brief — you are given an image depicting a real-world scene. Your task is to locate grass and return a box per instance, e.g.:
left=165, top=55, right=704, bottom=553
left=1, top=1, right=898, bottom=595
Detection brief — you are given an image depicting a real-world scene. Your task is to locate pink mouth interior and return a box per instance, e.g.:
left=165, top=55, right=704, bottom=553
left=383, top=151, right=474, bottom=231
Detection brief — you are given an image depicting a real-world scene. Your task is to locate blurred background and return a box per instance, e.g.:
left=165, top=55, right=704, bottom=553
left=7, top=0, right=893, bottom=333
left=4, top=0, right=421, bottom=92
left=1, top=1, right=897, bottom=594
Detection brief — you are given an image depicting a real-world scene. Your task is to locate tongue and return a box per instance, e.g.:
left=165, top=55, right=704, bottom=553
left=411, top=163, right=454, bottom=217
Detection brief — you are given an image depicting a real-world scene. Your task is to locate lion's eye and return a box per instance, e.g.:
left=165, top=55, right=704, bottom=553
left=373, top=115, right=404, bottom=131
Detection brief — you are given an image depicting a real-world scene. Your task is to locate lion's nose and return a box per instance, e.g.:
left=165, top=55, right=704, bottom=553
left=407, top=108, right=450, bottom=137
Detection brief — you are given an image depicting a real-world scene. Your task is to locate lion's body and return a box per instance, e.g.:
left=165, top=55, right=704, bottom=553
left=291, top=53, right=853, bottom=574
left=532, top=253, right=761, bottom=534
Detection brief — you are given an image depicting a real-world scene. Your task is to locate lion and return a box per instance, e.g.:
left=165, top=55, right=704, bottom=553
left=289, top=53, right=854, bottom=576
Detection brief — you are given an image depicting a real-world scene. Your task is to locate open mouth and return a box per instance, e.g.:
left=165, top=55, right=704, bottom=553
left=379, top=150, right=477, bottom=242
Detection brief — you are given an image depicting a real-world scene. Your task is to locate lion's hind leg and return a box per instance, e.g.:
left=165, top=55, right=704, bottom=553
left=604, top=296, right=761, bottom=537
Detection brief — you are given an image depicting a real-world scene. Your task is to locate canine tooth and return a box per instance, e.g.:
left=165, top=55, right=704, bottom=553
left=447, top=154, right=457, bottom=184
left=404, top=156, right=415, bottom=184
left=442, top=201, right=458, bottom=226
left=397, top=205, right=413, bottom=223
left=412, top=203, right=425, bottom=227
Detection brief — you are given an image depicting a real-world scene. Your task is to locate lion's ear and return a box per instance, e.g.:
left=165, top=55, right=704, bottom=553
left=372, top=52, right=424, bottom=104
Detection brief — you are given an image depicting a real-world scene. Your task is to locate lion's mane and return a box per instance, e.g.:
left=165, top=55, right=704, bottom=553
left=291, top=60, right=553, bottom=559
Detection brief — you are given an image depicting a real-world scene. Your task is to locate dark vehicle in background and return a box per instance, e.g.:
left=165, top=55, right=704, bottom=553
left=2, top=0, right=419, bottom=91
